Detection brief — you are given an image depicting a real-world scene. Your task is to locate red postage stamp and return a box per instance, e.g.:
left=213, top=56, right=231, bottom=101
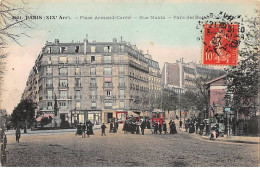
left=203, top=23, right=238, bottom=65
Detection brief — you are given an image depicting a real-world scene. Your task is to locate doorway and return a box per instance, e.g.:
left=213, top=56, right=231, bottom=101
left=107, top=113, right=113, bottom=123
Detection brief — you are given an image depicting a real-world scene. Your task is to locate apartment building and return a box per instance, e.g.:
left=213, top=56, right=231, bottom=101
left=22, top=37, right=161, bottom=127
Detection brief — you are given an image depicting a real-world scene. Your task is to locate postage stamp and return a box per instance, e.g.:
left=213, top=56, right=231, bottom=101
left=203, top=22, right=239, bottom=66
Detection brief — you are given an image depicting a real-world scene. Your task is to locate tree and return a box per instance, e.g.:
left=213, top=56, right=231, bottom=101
left=11, top=99, right=36, bottom=132
left=0, top=0, right=33, bottom=99
left=40, top=116, right=53, bottom=128
left=158, top=88, right=178, bottom=115
left=225, top=17, right=259, bottom=117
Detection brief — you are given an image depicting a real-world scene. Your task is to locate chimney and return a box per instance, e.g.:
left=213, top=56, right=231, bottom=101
left=55, top=39, right=59, bottom=44
left=84, top=34, right=88, bottom=54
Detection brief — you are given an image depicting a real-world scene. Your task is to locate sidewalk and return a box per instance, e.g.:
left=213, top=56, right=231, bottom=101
left=179, top=127, right=260, bottom=144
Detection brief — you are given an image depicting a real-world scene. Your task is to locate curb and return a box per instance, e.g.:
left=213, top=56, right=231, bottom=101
left=179, top=128, right=260, bottom=145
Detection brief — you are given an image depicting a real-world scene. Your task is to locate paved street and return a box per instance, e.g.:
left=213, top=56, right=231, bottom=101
left=4, top=125, right=259, bottom=167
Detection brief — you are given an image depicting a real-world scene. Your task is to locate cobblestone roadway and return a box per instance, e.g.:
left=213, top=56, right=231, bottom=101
left=5, top=127, right=259, bottom=167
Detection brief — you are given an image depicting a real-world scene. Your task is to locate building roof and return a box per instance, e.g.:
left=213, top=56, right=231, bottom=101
left=206, top=74, right=227, bottom=85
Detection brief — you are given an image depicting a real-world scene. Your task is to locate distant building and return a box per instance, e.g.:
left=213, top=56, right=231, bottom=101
left=22, top=37, right=161, bottom=127
left=161, top=59, right=225, bottom=91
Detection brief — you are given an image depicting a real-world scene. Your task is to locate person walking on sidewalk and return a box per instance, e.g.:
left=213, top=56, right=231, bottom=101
left=179, top=119, right=183, bottom=128
left=110, top=121, right=113, bottom=133
left=16, top=126, right=21, bottom=143
left=82, top=123, right=86, bottom=138
left=163, top=121, right=167, bottom=135
left=101, top=123, right=106, bottom=136
left=141, top=120, right=146, bottom=135
left=158, top=121, right=162, bottom=134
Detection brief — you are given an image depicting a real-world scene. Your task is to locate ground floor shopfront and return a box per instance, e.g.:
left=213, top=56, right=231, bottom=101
left=39, top=109, right=147, bottom=127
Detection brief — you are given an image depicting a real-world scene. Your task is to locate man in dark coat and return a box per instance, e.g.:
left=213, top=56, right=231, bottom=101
left=163, top=121, right=167, bottom=135
left=199, top=121, right=205, bottom=135
left=123, top=121, right=127, bottom=134
left=15, top=126, right=21, bottom=143
left=154, top=122, right=158, bottom=134
left=110, top=121, right=113, bottom=133
left=141, top=121, right=146, bottom=135
left=173, top=121, right=178, bottom=134
left=158, top=121, right=162, bottom=134
left=101, top=123, right=106, bottom=136
left=179, top=119, right=183, bottom=128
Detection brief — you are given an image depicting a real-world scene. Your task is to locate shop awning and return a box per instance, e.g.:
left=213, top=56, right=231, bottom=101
left=128, top=111, right=140, bottom=117
left=36, top=113, right=54, bottom=122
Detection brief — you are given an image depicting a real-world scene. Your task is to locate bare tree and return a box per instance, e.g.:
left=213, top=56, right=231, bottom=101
left=0, top=0, right=33, bottom=103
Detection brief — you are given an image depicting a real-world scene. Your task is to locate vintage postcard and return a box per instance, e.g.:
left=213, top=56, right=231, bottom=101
left=0, top=0, right=259, bottom=167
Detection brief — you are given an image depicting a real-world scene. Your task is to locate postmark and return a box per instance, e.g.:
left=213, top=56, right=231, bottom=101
left=202, top=22, right=238, bottom=66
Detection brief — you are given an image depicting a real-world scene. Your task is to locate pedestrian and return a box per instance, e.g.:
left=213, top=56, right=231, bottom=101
left=110, top=121, right=113, bottom=133
left=82, top=123, right=86, bottom=138
left=199, top=121, right=205, bottom=135
left=86, top=122, right=91, bottom=137
left=136, top=124, right=140, bottom=134
left=173, top=121, right=177, bottom=134
left=15, top=126, right=21, bottom=143
left=163, top=121, right=167, bottom=135
left=115, top=119, right=119, bottom=130
left=147, top=120, right=151, bottom=129
left=101, top=123, right=106, bottom=136
left=141, top=120, right=146, bottom=135
left=154, top=122, right=158, bottom=134
left=179, top=119, right=183, bottom=128
left=158, top=121, right=162, bottom=134
left=195, top=121, right=199, bottom=134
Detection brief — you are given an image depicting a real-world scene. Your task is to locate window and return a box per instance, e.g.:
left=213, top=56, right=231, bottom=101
left=59, top=90, right=67, bottom=99
left=47, top=47, right=52, bottom=53
left=76, top=101, right=81, bottom=109
left=76, top=57, right=80, bottom=64
left=104, top=46, right=112, bottom=52
left=91, top=102, right=97, bottom=108
left=120, top=101, right=125, bottom=108
left=104, top=67, right=112, bottom=75
left=104, top=101, right=112, bottom=108
left=59, top=67, right=68, bottom=75
left=103, top=55, right=112, bottom=63
left=47, top=89, right=53, bottom=99
left=75, top=78, right=81, bottom=87
left=90, top=78, right=96, bottom=87
left=119, top=89, right=125, bottom=97
left=90, top=90, right=96, bottom=99
left=59, top=56, right=67, bottom=63
left=60, top=101, right=67, bottom=109
left=47, top=102, right=53, bottom=109
left=59, top=79, right=68, bottom=87
left=47, top=79, right=53, bottom=87
left=46, top=67, right=52, bottom=75
left=91, top=46, right=96, bottom=53
left=60, top=47, right=67, bottom=53
left=119, top=45, right=124, bottom=52
left=75, top=46, right=79, bottom=53
left=90, top=67, right=96, bottom=75
left=75, top=90, right=81, bottom=99
left=91, top=56, right=95, bottom=63
left=119, top=66, right=124, bottom=74
left=106, top=90, right=112, bottom=97
left=47, top=56, right=52, bottom=64
left=75, top=67, right=81, bottom=75
left=104, top=77, right=112, bottom=87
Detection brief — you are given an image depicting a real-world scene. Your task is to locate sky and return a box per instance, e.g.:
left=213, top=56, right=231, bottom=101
left=1, top=0, right=258, bottom=114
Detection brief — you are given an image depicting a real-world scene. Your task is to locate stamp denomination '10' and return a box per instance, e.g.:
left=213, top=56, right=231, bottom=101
left=203, top=23, right=238, bottom=66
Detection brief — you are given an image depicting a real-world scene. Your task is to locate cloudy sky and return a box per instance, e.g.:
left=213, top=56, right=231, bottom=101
left=2, top=0, right=257, bottom=114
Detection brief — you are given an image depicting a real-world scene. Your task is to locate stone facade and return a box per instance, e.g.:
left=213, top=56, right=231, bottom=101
left=22, top=37, right=161, bottom=127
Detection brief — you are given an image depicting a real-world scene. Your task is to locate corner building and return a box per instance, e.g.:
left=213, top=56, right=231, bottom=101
left=29, top=37, right=160, bottom=127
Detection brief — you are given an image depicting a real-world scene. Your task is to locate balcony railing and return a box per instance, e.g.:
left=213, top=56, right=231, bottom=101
left=46, top=72, right=53, bottom=76
left=75, top=83, right=82, bottom=87
left=59, top=72, right=68, bottom=76
left=104, top=83, right=113, bottom=88
left=47, top=106, right=53, bottom=110
left=118, top=82, right=125, bottom=87
left=104, top=105, right=113, bottom=109
left=100, top=95, right=116, bottom=99
left=118, top=95, right=126, bottom=99
left=75, top=95, right=82, bottom=99
left=90, top=83, right=97, bottom=87
left=46, top=84, right=53, bottom=88
left=89, top=95, right=97, bottom=99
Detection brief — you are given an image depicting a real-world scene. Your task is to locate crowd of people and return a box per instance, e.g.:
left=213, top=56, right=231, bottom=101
left=75, top=120, right=94, bottom=138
